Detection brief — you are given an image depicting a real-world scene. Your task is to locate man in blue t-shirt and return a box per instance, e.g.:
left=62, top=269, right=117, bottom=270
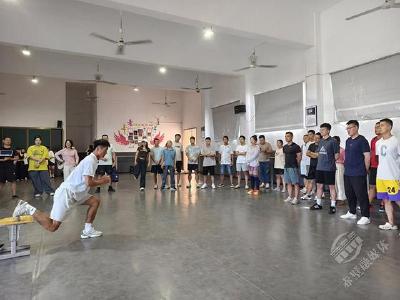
left=309, top=123, right=340, bottom=214
left=340, top=120, right=371, bottom=225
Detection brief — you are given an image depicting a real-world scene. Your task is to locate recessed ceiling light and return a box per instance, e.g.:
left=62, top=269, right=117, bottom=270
left=203, top=27, right=214, bottom=40
left=31, top=76, right=39, bottom=84
left=21, top=47, right=31, bottom=56
left=159, top=67, right=167, bottom=74
left=133, top=87, right=139, bottom=92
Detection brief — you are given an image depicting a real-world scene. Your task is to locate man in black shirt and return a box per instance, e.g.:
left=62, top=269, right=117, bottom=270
left=0, top=137, right=19, bottom=198
left=283, top=132, right=302, bottom=204
left=302, top=132, right=321, bottom=200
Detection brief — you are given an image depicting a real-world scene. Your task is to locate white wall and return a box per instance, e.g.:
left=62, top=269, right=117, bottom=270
left=0, top=73, right=66, bottom=130
left=96, top=83, right=186, bottom=151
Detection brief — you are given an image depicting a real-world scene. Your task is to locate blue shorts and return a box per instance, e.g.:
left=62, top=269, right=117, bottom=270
left=284, top=168, right=300, bottom=185
left=220, top=164, right=232, bottom=175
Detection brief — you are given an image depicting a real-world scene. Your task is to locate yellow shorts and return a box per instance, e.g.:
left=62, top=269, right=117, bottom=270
left=376, top=179, right=400, bottom=201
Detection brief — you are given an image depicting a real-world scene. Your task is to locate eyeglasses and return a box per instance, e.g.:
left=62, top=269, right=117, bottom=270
left=346, top=126, right=356, bottom=131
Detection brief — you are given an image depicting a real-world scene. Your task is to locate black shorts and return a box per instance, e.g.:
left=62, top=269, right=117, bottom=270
left=175, top=161, right=183, bottom=173
left=306, top=166, right=316, bottom=180
left=274, top=168, right=284, bottom=175
left=316, top=170, right=336, bottom=186
left=369, top=167, right=377, bottom=186
left=0, top=164, right=16, bottom=183
left=96, top=165, right=113, bottom=176
left=151, top=165, right=163, bottom=174
left=48, top=161, right=55, bottom=166
left=188, top=164, right=198, bottom=172
left=202, top=166, right=215, bottom=176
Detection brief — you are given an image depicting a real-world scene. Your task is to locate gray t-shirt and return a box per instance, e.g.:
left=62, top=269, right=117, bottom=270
left=316, top=136, right=339, bottom=172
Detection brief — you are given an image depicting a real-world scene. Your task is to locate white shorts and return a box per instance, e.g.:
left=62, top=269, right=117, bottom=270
left=50, top=186, right=92, bottom=222
left=236, top=163, right=248, bottom=172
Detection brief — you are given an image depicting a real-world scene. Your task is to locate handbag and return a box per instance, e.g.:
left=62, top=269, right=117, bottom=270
left=111, top=167, right=119, bottom=182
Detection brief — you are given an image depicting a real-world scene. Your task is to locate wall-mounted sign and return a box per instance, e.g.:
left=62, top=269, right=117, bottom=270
left=305, top=105, right=317, bottom=127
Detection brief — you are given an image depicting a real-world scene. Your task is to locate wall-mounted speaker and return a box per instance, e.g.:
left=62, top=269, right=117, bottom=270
left=57, top=120, right=63, bottom=128
left=234, top=105, right=246, bottom=114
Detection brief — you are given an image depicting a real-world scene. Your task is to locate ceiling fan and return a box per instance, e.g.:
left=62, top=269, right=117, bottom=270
left=181, top=75, right=212, bottom=93
left=234, top=49, right=277, bottom=72
left=90, top=12, right=152, bottom=55
left=152, top=92, right=177, bottom=107
left=346, top=0, right=400, bottom=20
left=79, top=64, right=117, bottom=85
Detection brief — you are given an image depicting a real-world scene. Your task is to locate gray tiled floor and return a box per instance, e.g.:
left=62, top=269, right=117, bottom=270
left=0, top=175, right=399, bottom=300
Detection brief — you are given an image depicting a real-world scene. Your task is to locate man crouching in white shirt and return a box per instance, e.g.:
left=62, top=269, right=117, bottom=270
left=12, top=139, right=111, bottom=239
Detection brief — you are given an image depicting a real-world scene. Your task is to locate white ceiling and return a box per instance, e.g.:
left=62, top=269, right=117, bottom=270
left=0, top=0, right=344, bottom=76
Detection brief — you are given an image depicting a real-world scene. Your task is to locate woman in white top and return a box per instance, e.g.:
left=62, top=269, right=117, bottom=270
left=274, top=139, right=286, bottom=192
left=48, top=149, right=56, bottom=178
left=55, top=139, right=80, bottom=180
left=246, top=135, right=261, bottom=195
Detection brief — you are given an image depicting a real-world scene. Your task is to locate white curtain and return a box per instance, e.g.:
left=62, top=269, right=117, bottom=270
left=331, top=53, right=400, bottom=122
left=254, top=82, right=304, bottom=132
left=212, top=101, right=240, bottom=141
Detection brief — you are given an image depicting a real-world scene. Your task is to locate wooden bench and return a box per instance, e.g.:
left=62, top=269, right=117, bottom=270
left=0, top=215, right=34, bottom=260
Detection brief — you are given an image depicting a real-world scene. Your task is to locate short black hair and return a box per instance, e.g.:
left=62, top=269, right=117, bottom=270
left=175, top=134, right=181, bottom=137
left=251, top=135, right=258, bottom=142
left=2, top=136, right=11, bottom=140
left=65, top=139, right=74, bottom=147
left=223, top=136, right=229, bottom=140
left=315, top=132, right=322, bottom=138
left=33, top=135, right=42, bottom=141
left=205, top=137, right=211, bottom=141
left=259, top=135, right=265, bottom=139
left=277, top=139, right=283, bottom=145
left=320, top=123, right=332, bottom=131
left=239, top=135, right=246, bottom=140
left=93, top=139, right=110, bottom=149
left=102, top=134, right=108, bottom=138
left=307, top=130, right=315, bottom=135
left=190, top=136, right=195, bottom=140
left=380, top=118, right=393, bottom=128
left=333, top=136, right=340, bottom=143
left=346, top=120, right=359, bottom=128
left=376, top=121, right=381, bottom=125
left=285, top=132, right=293, bottom=137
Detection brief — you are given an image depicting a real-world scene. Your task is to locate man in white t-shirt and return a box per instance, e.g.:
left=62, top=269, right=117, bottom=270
left=235, top=135, right=249, bottom=189
left=173, top=134, right=184, bottom=187
left=300, top=134, right=312, bottom=194
left=12, top=139, right=112, bottom=239
left=185, top=136, right=201, bottom=189
left=218, top=136, right=234, bottom=188
left=375, top=118, right=400, bottom=232
left=150, top=137, right=164, bottom=189
left=96, top=134, right=116, bottom=193
left=201, top=137, right=216, bottom=189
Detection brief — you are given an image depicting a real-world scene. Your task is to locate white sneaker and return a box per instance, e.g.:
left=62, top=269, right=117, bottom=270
left=259, top=183, right=265, bottom=188
left=154, top=184, right=158, bottom=190
left=291, top=198, right=299, bottom=205
left=234, top=185, right=240, bottom=189
left=340, top=211, right=357, bottom=220
left=284, top=197, right=293, bottom=203
left=265, top=183, right=270, bottom=189
left=245, top=185, right=249, bottom=189
left=378, top=222, right=398, bottom=230
left=301, top=194, right=312, bottom=200
left=201, top=183, right=208, bottom=189
left=357, top=217, right=370, bottom=225
left=211, top=184, right=216, bottom=189
left=140, top=187, right=145, bottom=191
left=34, top=194, right=41, bottom=198
left=230, top=184, right=235, bottom=188
left=281, top=189, right=286, bottom=193
left=13, top=200, right=30, bottom=217
left=80, top=228, right=103, bottom=239
left=273, top=187, right=280, bottom=191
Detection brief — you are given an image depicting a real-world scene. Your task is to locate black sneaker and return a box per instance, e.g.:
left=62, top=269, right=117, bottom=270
left=95, top=187, right=101, bottom=193
left=12, top=194, right=19, bottom=199
left=310, top=203, right=323, bottom=210
left=108, top=186, right=115, bottom=192
left=329, top=206, right=336, bottom=214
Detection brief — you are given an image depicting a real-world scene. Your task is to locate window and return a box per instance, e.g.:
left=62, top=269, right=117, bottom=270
left=331, top=53, right=400, bottom=121
left=254, top=82, right=304, bottom=132
left=212, top=101, right=240, bottom=141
